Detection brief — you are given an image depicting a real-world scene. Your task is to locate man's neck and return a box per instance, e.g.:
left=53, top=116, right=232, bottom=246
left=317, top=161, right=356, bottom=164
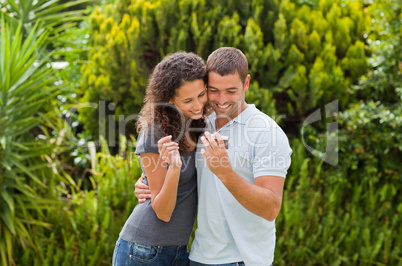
left=215, top=103, right=249, bottom=131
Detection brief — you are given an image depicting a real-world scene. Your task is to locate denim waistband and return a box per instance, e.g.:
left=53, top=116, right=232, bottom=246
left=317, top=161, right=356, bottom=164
left=158, top=244, right=188, bottom=252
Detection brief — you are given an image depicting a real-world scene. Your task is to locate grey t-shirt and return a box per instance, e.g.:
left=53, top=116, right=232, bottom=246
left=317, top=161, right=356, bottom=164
left=119, top=124, right=198, bottom=246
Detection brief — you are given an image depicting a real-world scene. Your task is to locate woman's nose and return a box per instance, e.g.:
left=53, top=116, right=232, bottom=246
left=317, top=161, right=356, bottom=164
left=194, top=99, right=203, bottom=109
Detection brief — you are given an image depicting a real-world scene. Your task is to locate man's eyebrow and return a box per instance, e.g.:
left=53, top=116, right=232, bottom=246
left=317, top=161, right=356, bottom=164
left=207, top=85, right=238, bottom=91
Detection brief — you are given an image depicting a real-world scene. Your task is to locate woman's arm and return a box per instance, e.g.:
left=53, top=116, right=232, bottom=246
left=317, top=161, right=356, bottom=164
left=140, top=136, right=182, bottom=222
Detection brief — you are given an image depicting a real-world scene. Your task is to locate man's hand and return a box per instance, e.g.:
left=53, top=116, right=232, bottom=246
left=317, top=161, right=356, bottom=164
left=200, top=132, right=233, bottom=179
left=134, top=174, right=151, bottom=203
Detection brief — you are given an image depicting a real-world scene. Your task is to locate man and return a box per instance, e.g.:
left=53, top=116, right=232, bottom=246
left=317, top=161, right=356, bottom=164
left=136, top=47, right=292, bottom=265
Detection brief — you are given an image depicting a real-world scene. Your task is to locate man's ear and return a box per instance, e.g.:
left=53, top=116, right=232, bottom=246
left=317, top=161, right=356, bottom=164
left=244, top=74, right=251, bottom=91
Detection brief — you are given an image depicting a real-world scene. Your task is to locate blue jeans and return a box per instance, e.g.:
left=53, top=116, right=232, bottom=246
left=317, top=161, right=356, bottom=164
left=113, top=237, right=189, bottom=265
left=189, top=261, right=245, bottom=266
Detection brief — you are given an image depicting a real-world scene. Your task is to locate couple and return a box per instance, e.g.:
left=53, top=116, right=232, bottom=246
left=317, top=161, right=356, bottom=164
left=113, top=47, right=292, bottom=265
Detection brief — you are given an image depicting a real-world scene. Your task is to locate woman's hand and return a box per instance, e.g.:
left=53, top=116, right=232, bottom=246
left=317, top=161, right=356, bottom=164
left=158, top=136, right=182, bottom=168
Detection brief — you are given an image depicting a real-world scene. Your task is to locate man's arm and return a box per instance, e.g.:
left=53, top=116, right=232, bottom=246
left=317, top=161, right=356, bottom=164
left=216, top=171, right=284, bottom=221
left=135, top=175, right=151, bottom=203
left=200, top=132, right=285, bottom=221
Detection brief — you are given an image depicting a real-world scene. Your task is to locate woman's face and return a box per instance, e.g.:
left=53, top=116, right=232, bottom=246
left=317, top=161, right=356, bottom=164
left=170, top=79, right=207, bottom=120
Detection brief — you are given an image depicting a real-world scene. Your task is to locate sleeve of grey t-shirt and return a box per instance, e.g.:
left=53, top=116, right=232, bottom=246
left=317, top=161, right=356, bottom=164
left=134, top=123, right=163, bottom=185
left=135, top=123, right=161, bottom=155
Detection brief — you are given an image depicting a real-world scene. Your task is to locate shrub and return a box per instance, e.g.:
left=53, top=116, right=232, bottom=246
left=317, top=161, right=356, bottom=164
left=79, top=0, right=371, bottom=141
left=0, top=17, right=66, bottom=266
left=13, top=137, right=142, bottom=265
left=277, top=2, right=402, bottom=262
left=277, top=132, right=401, bottom=264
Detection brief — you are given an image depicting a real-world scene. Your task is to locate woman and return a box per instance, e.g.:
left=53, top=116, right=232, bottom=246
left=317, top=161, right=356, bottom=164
left=113, top=52, right=210, bottom=265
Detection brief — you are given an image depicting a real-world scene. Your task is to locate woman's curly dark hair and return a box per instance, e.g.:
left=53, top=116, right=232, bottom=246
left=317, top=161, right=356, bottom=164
left=137, top=52, right=212, bottom=153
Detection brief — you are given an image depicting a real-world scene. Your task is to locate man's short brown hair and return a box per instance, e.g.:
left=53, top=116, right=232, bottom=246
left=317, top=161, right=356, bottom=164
left=206, top=47, right=248, bottom=83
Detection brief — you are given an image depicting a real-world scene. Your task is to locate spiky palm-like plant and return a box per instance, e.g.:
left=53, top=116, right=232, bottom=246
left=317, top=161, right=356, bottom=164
left=2, top=0, right=89, bottom=40
left=0, top=15, right=67, bottom=265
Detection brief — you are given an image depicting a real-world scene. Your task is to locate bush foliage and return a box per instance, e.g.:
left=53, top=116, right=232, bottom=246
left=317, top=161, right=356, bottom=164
left=3, top=0, right=401, bottom=265
left=79, top=0, right=370, bottom=139
left=276, top=1, right=401, bottom=264
left=12, top=137, right=141, bottom=265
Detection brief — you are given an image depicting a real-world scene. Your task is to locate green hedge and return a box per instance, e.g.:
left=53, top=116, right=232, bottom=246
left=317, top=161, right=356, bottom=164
left=6, top=0, right=401, bottom=265
left=79, top=0, right=370, bottom=139
left=13, top=137, right=142, bottom=265
left=274, top=2, right=402, bottom=262
left=277, top=128, right=401, bottom=264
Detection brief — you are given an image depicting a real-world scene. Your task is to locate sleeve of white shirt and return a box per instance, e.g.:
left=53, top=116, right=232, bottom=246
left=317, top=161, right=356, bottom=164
left=250, top=119, right=293, bottom=179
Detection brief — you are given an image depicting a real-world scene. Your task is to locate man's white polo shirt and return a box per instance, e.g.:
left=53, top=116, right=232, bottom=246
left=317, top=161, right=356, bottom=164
left=189, top=105, right=292, bottom=266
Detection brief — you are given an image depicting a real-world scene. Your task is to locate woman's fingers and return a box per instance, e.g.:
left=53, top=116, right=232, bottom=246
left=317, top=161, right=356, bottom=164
left=160, top=143, right=179, bottom=160
left=159, top=142, right=178, bottom=157
left=162, top=146, right=179, bottom=159
left=157, top=135, right=172, bottom=144
left=157, top=135, right=173, bottom=152
left=157, top=136, right=182, bottom=166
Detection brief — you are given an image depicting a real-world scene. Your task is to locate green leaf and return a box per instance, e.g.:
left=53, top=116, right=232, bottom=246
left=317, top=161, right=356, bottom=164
left=0, top=238, right=8, bottom=266
left=278, top=66, right=297, bottom=89
left=1, top=189, right=15, bottom=215
left=34, top=0, right=89, bottom=16
left=9, top=156, right=46, bottom=188
left=0, top=207, right=16, bottom=235
left=0, top=136, right=6, bottom=150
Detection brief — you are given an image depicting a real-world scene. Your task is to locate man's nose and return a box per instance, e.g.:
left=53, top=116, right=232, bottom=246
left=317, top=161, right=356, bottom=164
left=216, top=94, right=227, bottom=105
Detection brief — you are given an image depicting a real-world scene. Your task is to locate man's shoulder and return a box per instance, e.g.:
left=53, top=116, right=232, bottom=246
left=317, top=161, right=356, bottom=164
left=242, top=106, right=290, bottom=146
left=243, top=106, right=278, bottom=128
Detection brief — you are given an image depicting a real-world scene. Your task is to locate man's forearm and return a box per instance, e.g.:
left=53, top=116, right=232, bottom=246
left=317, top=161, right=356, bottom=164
left=218, top=169, right=283, bottom=221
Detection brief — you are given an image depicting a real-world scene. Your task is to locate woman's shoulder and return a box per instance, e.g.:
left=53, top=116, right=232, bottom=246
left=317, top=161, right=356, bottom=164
left=140, top=121, right=162, bottom=138
left=136, top=121, right=162, bottom=155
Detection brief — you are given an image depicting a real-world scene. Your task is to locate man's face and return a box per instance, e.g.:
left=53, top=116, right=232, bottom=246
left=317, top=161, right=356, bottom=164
left=207, top=71, right=250, bottom=120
